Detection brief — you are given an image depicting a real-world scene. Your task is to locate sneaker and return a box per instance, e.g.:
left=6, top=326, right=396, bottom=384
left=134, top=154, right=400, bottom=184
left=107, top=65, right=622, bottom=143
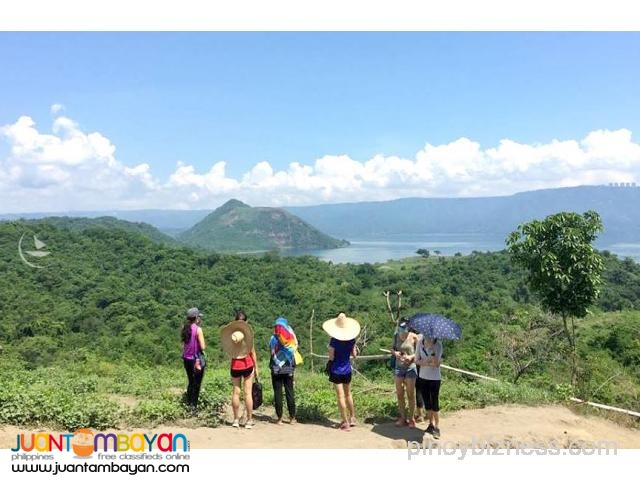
left=289, top=418, right=297, bottom=425
left=231, top=419, right=240, bottom=428
left=426, top=424, right=435, bottom=434
left=245, top=420, right=255, bottom=430
left=432, top=427, right=440, bottom=439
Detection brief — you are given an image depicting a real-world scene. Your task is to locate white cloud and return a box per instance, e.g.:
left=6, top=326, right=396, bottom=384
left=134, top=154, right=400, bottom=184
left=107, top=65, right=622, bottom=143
left=1, top=111, right=640, bottom=213
left=50, top=103, right=65, bottom=115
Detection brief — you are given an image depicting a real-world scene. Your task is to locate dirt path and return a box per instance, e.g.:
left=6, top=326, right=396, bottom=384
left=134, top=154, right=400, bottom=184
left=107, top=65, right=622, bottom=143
left=2, top=405, right=639, bottom=449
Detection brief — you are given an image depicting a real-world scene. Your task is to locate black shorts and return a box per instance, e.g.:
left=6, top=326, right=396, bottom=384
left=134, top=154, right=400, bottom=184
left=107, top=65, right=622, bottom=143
left=230, top=367, right=254, bottom=378
left=417, top=378, right=441, bottom=412
left=329, top=372, right=352, bottom=384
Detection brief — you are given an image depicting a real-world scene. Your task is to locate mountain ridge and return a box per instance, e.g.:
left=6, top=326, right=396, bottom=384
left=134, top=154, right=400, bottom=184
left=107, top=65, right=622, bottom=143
left=2, top=186, right=639, bottom=243
left=177, top=199, right=349, bottom=252
left=12, top=216, right=178, bottom=245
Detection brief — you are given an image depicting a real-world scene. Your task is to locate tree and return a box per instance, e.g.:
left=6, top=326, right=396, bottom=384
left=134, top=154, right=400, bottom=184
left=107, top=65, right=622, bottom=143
left=497, top=309, right=560, bottom=383
left=506, top=211, right=604, bottom=384
left=416, top=248, right=430, bottom=258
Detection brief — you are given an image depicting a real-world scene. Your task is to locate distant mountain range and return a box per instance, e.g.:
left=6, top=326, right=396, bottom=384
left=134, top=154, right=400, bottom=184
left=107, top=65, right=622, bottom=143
left=287, top=186, right=640, bottom=243
left=2, top=186, right=639, bottom=245
left=178, top=199, right=349, bottom=251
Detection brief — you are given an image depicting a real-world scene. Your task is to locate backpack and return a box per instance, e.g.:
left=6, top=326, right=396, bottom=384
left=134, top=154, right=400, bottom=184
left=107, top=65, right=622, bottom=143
left=252, top=381, right=263, bottom=409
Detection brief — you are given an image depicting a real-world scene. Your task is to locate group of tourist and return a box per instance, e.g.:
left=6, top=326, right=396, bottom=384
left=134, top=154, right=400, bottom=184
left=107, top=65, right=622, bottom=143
left=391, top=318, right=442, bottom=439
left=180, top=307, right=442, bottom=438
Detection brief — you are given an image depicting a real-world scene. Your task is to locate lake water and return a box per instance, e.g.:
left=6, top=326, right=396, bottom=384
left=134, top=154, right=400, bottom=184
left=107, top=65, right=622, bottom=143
left=283, top=234, right=640, bottom=264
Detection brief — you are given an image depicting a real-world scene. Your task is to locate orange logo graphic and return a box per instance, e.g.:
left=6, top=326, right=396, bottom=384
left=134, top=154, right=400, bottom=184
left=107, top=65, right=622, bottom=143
left=72, top=428, right=95, bottom=457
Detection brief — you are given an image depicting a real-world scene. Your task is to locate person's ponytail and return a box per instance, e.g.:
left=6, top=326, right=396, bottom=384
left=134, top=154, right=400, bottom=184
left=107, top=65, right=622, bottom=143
left=181, top=319, right=196, bottom=343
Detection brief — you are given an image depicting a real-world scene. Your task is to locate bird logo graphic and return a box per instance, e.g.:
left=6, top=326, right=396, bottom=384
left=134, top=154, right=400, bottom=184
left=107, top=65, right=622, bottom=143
left=18, top=233, right=51, bottom=268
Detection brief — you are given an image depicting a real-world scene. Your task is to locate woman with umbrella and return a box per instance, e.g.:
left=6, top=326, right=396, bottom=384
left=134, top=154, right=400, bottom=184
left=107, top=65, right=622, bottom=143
left=409, top=313, right=462, bottom=440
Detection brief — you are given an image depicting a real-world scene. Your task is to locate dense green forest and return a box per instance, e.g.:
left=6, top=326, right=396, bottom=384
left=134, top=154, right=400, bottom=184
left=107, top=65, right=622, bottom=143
left=0, top=219, right=639, bottom=428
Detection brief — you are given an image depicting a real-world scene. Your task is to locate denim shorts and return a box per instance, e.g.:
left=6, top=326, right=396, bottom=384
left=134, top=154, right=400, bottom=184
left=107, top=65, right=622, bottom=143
left=394, top=367, right=418, bottom=379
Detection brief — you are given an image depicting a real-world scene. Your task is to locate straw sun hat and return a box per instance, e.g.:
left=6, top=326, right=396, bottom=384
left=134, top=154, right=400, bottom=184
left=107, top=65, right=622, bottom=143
left=219, top=320, right=254, bottom=358
left=322, top=313, right=361, bottom=341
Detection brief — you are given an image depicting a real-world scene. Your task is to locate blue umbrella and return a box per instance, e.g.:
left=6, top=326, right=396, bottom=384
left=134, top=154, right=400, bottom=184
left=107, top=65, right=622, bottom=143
left=407, top=313, right=462, bottom=340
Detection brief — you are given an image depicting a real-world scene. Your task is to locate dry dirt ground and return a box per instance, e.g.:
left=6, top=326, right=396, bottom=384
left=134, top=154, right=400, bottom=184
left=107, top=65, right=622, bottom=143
left=2, top=404, right=639, bottom=449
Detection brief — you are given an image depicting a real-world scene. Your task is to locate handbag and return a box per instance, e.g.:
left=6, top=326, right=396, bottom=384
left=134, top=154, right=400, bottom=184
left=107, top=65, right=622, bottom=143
left=252, top=380, right=264, bottom=409
left=198, top=351, right=206, bottom=370
left=324, top=360, right=333, bottom=376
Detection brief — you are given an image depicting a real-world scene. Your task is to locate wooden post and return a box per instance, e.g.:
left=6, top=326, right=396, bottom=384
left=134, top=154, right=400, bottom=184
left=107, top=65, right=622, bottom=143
left=309, top=308, right=315, bottom=373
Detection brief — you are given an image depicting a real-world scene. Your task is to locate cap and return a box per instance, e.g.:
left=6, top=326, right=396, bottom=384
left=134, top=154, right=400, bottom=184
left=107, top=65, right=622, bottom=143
left=186, top=307, right=202, bottom=319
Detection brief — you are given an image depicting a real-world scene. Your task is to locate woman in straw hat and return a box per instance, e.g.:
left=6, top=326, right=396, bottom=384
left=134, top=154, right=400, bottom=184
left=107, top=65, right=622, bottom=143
left=181, top=307, right=206, bottom=410
left=323, top=312, right=360, bottom=431
left=220, top=310, right=259, bottom=429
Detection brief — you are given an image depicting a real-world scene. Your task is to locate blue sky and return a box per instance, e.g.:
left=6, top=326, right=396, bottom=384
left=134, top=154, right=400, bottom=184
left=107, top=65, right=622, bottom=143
left=1, top=32, right=640, bottom=211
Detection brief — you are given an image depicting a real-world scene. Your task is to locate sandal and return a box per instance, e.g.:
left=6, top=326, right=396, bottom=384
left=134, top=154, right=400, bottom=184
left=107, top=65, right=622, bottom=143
left=395, top=417, right=407, bottom=427
left=408, top=419, right=416, bottom=429
left=349, top=417, right=357, bottom=427
left=339, top=421, right=351, bottom=431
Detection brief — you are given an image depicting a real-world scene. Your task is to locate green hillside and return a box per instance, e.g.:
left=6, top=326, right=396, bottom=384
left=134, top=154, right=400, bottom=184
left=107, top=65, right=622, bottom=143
left=7, top=216, right=178, bottom=246
left=0, top=219, right=639, bottom=428
left=178, top=199, right=349, bottom=251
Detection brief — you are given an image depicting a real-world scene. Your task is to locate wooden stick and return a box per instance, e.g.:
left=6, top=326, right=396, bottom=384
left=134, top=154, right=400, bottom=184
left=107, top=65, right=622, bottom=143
left=440, top=364, right=499, bottom=382
left=309, top=309, right=315, bottom=373
left=383, top=291, right=396, bottom=324
left=570, top=397, right=640, bottom=418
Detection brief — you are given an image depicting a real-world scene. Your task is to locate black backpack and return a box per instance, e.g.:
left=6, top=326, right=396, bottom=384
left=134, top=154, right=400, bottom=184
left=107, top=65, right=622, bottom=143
left=252, top=381, right=263, bottom=409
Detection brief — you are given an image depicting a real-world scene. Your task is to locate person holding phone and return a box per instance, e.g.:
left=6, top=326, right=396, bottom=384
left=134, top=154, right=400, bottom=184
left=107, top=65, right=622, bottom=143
left=415, top=335, right=443, bottom=439
left=391, top=319, right=419, bottom=428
